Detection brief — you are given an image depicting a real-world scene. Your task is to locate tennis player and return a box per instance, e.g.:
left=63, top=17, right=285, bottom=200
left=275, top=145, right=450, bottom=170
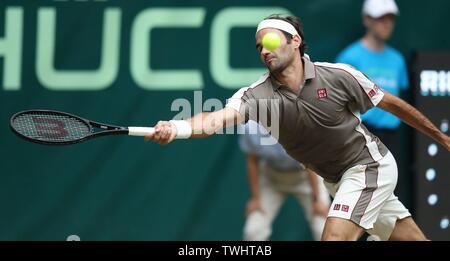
left=145, top=14, right=450, bottom=240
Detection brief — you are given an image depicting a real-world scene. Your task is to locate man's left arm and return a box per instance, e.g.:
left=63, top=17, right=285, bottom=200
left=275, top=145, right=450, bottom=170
left=378, top=92, right=450, bottom=151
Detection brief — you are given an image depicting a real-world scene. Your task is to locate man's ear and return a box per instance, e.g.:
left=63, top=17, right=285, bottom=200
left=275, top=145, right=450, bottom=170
left=292, top=35, right=302, bottom=49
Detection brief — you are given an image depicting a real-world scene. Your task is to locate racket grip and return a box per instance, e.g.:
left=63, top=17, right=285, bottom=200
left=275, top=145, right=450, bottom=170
left=128, top=127, right=155, bottom=136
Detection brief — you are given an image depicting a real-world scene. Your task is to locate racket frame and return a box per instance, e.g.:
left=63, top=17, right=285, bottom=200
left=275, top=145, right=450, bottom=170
left=10, top=109, right=129, bottom=145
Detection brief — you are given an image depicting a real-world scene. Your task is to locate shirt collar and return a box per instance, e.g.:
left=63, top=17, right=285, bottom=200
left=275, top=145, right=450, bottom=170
left=271, top=55, right=316, bottom=90
left=303, top=55, right=316, bottom=81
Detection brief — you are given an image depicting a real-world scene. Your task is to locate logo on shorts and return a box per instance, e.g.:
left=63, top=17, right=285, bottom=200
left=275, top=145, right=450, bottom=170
left=333, top=204, right=350, bottom=212
left=342, top=205, right=349, bottom=212
left=317, top=88, right=328, bottom=99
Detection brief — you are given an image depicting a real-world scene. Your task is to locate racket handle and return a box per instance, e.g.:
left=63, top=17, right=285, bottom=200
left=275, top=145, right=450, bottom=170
left=128, top=127, right=155, bottom=136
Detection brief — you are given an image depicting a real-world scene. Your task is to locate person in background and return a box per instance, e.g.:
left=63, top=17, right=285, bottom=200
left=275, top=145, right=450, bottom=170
left=336, top=0, right=410, bottom=204
left=239, top=120, right=330, bottom=241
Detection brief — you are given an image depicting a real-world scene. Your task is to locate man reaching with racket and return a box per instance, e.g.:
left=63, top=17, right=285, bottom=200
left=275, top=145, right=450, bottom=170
left=145, top=14, right=450, bottom=241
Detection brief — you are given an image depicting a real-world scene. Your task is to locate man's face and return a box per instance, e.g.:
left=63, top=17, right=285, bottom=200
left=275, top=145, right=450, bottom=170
left=364, top=14, right=396, bottom=41
left=255, top=28, right=297, bottom=73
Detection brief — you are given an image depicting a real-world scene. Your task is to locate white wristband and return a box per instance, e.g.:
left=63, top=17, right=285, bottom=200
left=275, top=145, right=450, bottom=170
left=169, top=120, right=192, bottom=139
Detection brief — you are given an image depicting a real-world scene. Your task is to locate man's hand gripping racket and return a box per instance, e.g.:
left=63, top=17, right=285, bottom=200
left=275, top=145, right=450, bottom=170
left=10, top=109, right=192, bottom=146
left=144, top=121, right=177, bottom=145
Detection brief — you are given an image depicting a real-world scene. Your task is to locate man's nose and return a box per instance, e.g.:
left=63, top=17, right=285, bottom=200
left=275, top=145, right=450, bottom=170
left=261, top=48, right=271, bottom=57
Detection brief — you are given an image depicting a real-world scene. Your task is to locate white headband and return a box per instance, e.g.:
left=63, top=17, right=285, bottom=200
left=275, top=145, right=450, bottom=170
left=256, top=19, right=299, bottom=37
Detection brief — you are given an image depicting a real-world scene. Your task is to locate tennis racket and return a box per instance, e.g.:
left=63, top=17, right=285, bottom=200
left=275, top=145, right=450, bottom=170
left=10, top=109, right=155, bottom=145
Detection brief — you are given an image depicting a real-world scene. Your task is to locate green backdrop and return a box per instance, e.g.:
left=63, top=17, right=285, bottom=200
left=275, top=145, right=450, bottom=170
left=1, top=0, right=448, bottom=240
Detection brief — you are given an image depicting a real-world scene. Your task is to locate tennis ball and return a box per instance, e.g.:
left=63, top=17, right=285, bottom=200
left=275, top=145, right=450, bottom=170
left=262, top=32, right=281, bottom=51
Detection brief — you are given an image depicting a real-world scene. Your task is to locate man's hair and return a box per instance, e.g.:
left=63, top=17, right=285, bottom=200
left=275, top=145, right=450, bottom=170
left=264, top=14, right=307, bottom=57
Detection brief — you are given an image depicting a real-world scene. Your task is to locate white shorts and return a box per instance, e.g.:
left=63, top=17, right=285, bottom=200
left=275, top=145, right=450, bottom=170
left=323, top=152, right=411, bottom=240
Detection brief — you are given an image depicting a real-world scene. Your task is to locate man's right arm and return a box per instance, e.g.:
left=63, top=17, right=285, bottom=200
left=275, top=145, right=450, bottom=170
left=144, top=107, right=243, bottom=144
left=187, top=107, right=243, bottom=138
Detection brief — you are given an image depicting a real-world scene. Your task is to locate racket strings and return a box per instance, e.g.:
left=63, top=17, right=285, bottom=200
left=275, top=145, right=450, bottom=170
left=12, top=112, right=91, bottom=142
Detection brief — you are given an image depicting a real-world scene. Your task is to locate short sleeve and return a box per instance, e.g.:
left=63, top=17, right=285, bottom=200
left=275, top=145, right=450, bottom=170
left=338, top=63, right=385, bottom=113
left=225, top=73, right=270, bottom=123
left=226, top=87, right=259, bottom=123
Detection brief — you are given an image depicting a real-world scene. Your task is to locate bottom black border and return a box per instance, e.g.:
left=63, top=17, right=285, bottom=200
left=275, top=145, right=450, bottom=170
left=0, top=241, right=444, bottom=258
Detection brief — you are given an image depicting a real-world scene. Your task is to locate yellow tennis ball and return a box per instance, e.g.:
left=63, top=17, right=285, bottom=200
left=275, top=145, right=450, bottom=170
left=262, top=32, right=281, bottom=51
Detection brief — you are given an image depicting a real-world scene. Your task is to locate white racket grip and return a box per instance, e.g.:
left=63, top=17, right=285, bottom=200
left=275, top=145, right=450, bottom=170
left=128, top=127, right=155, bottom=136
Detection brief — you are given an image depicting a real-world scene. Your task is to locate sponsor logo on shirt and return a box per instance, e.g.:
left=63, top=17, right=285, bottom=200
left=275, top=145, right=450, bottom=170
left=317, top=88, right=328, bottom=99
left=368, top=84, right=381, bottom=98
